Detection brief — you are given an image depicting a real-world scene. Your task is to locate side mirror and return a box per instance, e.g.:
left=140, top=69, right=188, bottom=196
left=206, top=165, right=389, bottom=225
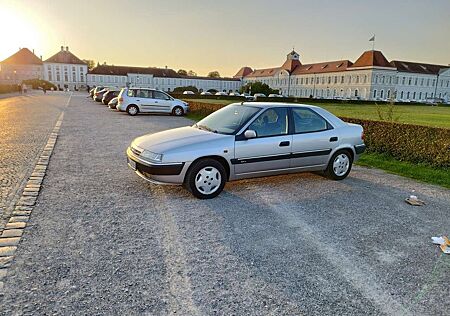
left=244, top=130, right=257, bottom=139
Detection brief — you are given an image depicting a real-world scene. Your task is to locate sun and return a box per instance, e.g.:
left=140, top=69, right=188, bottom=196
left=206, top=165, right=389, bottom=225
left=0, top=5, right=43, bottom=60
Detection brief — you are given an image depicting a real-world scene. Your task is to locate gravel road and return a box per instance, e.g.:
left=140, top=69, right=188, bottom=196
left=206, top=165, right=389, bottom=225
left=1, top=93, right=449, bottom=315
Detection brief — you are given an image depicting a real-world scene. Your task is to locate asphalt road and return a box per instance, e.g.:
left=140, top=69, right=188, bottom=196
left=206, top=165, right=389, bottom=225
left=1, top=93, right=449, bottom=315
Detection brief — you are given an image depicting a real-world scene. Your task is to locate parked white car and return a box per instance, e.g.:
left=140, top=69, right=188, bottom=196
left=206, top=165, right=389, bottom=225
left=229, top=92, right=240, bottom=96
left=117, top=88, right=189, bottom=116
left=215, top=92, right=227, bottom=96
left=254, top=93, right=266, bottom=99
left=200, top=91, right=212, bottom=96
left=268, top=94, right=283, bottom=98
left=182, top=91, right=195, bottom=95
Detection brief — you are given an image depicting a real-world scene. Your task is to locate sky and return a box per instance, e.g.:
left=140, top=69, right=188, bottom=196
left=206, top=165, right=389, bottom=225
left=0, top=0, right=449, bottom=77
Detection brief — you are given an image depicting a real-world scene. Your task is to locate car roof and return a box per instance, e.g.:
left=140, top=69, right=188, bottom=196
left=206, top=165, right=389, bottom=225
left=236, top=102, right=321, bottom=110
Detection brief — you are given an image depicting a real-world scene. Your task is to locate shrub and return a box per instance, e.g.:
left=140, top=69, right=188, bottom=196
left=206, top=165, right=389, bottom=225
left=0, top=84, right=21, bottom=94
left=341, top=117, right=450, bottom=168
left=22, top=79, right=56, bottom=90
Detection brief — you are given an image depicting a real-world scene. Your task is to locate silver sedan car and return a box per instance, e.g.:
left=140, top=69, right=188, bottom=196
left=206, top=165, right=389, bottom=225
left=127, top=103, right=366, bottom=199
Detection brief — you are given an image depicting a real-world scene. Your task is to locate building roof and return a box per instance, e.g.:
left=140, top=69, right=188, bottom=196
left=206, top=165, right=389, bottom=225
left=88, top=65, right=180, bottom=77
left=45, top=47, right=86, bottom=65
left=1, top=48, right=43, bottom=65
left=350, top=50, right=393, bottom=68
left=390, top=60, right=448, bottom=75
left=281, top=58, right=302, bottom=73
left=245, top=67, right=281, bottom=78
left=291, top=60, right=353, bottom=75
left=233, top=66, right=253, bottom=78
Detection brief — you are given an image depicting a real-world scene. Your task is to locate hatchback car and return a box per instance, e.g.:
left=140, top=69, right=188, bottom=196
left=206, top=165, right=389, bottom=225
left=102, top=90, right=120, bottom=105
left=117, top=88, right=189, bottom=116
left=127, top=103, right=366, bottom=199
left=108, top=97, right=118, bottom=109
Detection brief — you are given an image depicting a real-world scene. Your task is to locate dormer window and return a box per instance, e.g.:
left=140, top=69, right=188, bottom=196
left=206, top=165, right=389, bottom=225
left=336, top=62, right=343, bottom=68
left=321, top=64, right=328, bottom=69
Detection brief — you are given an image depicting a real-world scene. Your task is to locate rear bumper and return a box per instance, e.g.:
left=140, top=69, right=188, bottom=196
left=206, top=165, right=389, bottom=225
left=354, top=144, right=366, bottom=155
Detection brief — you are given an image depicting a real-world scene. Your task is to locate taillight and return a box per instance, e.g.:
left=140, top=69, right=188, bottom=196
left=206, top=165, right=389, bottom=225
left=95, top=92, right=99, bottom=96
left=119, top=97, right=123, bottom=102
left=361, top=130, right=365, bottom=141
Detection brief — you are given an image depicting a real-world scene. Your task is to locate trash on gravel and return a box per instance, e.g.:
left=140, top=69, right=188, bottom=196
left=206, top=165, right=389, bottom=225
left=405, top=195, right=425, bottom=206
left=431, top=236, right=450, bottom=254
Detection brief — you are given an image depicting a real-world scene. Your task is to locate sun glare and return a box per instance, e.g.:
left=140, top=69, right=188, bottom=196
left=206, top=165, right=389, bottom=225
left=0, top=6, right=43, bottom=60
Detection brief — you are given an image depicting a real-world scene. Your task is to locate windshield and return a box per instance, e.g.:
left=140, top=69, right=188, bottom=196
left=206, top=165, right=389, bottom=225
left=195, top=104, right=261, bottom=135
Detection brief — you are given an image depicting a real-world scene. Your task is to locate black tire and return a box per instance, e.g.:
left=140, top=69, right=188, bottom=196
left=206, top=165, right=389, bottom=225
left=184, top=158, right=226, bottom=199
left=172, top=106, right=184, bottom=116
left=127, top=104, right=139, bottom=116
left=325, top=149, right=353, bottom=180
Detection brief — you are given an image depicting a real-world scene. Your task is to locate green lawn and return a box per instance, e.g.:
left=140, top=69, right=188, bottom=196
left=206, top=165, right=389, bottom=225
left=357, top=153, right=450, bottom=189
left=184, top=99, right=450, bottom=129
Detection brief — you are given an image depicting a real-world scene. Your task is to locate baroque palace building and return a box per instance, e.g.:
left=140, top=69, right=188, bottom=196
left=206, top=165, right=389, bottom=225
left=234, top=50, right=450, bottom=102
left=2, top=46, right=449, bottom=101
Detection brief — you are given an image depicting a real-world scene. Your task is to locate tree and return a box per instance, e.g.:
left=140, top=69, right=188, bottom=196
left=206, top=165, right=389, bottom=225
left=187, top=70, right=197, bottom=76
left=82, top=59, right=96, bottom=70
left=173, top=86, right=199, bottom=94
left=240, top=81, right=279, bottom=96
left=207, top=71, right=220, bottom=78
left=177, top=69, right=188, bottom=76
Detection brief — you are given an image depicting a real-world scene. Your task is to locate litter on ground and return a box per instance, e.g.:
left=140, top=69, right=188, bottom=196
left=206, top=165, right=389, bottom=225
left=431, top=236, right=450, bottom=254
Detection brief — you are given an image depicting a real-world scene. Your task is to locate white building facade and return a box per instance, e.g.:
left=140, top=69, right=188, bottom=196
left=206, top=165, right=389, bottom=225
left=86, top=65, right=241, bottom=93
left=236, top=50, right=450, bottom=102
left=43, top=46, right=88, bottom=91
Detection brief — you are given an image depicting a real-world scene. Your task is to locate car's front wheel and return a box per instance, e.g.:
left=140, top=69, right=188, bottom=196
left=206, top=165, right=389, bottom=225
left=127, top=104, right=139, bottom=116
left=185, top=159, right=226, bottom=199
left=325, top=149, right=353, bottom=180
left=172, top=106, right=184, bottom=116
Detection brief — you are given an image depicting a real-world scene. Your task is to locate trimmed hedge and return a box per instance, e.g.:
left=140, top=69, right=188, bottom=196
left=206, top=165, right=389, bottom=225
left=186, top=101, right=450, bottom=168
left=0, top=84, right=21, bottom=94
left=341, top=117, right=450, bottom=168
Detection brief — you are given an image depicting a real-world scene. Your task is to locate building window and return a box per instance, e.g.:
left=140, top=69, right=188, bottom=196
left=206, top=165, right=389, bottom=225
left=402, top=77, right=405, bottom=85
left=387, top=90, right=391, bottom=99
left=414, top=78, right=418, bottom=85
left=374, top=76, right=378, bottom=84
left=400, top=91, right=404, bottom=99
left=413, top=92, right=416, bottom=99
left=419, top=92, right=422, bottom=100
left=72, top=72, right=76, bottom=82
left=421, top=78, right=424, bottom=86
left=380, top=90, right=384, bottom=99
left=356, top=76, right=359, bottom=84
left=341, top=76, right=344, bottom=83
left=363, top=75, right=367, bottom=83
left=48, top=71, right=52, bottom=81
left=354, top=89, right=358, bottom=97
left=80, top=73, right=84, bottom=82
left=373, top=89, right=377, bottom=98
left=56, top=73, right=60, bottom=81
left=407, top=91, right=410, bottom=99
left=334, top=76, right=337, bottom=84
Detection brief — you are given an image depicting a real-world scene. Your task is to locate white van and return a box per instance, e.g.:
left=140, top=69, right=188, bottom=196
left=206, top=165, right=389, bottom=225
left=117, top=88, right=189, bottom=116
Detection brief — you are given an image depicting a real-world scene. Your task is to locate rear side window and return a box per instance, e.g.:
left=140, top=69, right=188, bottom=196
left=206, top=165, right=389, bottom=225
left=292, top=108, right=330, bottom=134
left=127, top=89, right=135, bottom=97
left=136, top=89, right=152, bottom=98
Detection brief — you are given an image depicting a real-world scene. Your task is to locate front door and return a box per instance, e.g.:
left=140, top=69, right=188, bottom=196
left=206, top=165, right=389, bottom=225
left=290, top=107, right=338, bottom=168
left=234, top=107, right=292, bottom=175
left=135, top=89, right=154, bottom=112
left=152, top=91, right=172, bottom=113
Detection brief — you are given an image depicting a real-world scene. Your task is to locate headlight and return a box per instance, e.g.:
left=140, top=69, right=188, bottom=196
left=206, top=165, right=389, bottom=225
left=140, top=150, right=163, bottom=162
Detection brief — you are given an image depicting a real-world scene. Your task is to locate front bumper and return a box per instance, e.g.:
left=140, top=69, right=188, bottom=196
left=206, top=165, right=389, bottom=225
left=126, top=147, right=185, bottom=185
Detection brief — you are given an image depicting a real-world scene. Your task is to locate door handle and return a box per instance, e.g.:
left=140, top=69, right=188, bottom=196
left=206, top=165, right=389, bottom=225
left=155, top=101, right=158, bottom=103
left=279, top=141, right=290, bottom=147
left=329, top=137, right=338, bottom=142
left=136, top=99, right=140, bottom=101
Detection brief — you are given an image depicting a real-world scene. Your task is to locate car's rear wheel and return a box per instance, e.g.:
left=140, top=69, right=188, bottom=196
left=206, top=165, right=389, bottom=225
left=185, top=159, right=226, bottom=199
left=172, top=106, right=184, bottom=116
left=127, top=105, right=139, bottom=116
left=325, top=149, right=353, bottom=180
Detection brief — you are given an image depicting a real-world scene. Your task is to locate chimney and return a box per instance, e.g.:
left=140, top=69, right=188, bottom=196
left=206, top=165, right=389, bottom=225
left=165, top=65, right=168, bottom=69
left=32, top=49, right=35, bottom=54
left=61, top=46, right=64, bottom=51
left=66, top=46, right=69, bottom=51
left=40, top=55, right=42, bottom=60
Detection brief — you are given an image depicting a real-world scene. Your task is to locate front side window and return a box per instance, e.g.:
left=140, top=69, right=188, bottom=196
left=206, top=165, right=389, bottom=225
left=248, top=108, right=288, bottom=138
left=154, top=91, right=170, bottom=100
left=292, top=108, right=329, bottom=134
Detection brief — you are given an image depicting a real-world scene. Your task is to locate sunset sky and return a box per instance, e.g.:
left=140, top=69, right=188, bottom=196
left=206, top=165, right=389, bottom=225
left=1, top=0, right=449, bottom=77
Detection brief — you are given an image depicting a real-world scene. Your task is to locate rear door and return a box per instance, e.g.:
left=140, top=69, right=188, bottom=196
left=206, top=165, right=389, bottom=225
left=135, top=89, right=154, bottom=112
left=290, top=107, right=338, bottom=168
left=234, top=107, right=292, bottom=175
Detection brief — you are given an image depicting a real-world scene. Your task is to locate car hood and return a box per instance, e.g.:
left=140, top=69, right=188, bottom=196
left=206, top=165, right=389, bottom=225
left=132, top=126, right=230, bottom=153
